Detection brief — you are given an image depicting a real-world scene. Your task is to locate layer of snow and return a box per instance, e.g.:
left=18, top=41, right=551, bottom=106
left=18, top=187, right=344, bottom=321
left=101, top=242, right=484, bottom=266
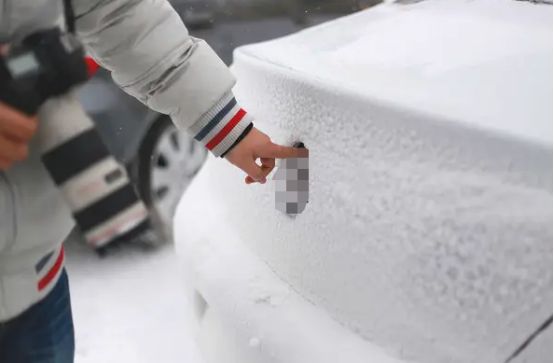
left=175, top=1, right=553, bottom=362
left=65, top=234, right=202, bottom=363
left=237, top=0, right=552, bottom=146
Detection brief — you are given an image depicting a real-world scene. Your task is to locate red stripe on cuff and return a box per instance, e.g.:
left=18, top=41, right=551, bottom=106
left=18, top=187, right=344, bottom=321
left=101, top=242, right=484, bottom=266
left=206, top=109, right=247, bottom=151
left=38, top=247, right=65, bottom=291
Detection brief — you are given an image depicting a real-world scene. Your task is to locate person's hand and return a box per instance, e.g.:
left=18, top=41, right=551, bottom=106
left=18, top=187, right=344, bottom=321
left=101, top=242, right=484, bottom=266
left=0, top=102, right=38, bottom=170
left=225, top=127, right=305, bottom=184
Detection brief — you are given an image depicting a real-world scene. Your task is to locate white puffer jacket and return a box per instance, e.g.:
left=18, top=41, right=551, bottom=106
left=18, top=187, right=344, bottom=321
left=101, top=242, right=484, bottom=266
left=0, top=0, right=253, bottom=321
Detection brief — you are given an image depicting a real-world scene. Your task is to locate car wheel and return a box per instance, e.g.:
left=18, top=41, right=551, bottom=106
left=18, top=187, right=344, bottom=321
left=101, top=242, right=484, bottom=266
left=138, top=117, right=207, bottom=241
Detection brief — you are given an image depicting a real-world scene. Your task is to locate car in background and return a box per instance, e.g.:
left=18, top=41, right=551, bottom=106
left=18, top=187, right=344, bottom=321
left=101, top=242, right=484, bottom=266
left=77, top=69, right=207, bottom=245
left=286, top=0, right=382, bottom=23
left=174, top=1, right=552, bottom=362
left=171, top=0, right=216, bottom=28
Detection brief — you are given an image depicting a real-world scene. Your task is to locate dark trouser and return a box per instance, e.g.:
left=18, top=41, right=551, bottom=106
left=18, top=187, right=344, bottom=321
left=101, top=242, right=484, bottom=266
left=0, top=269, right=75, bottom=363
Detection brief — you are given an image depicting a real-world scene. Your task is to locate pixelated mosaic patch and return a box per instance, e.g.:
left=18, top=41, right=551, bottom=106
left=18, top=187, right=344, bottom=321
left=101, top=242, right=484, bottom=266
left=273, top=146, right=309, bottom=215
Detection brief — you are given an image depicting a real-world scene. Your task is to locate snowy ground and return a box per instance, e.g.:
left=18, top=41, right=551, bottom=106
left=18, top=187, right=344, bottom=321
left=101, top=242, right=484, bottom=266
left=64, top=231, right=202, bottom=363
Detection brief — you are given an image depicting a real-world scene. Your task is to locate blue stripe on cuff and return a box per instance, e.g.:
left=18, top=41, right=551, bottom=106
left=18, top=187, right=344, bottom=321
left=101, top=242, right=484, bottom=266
left=194, top=98, right=238, bottom=141
left=35, top=251, right=54, bottom=273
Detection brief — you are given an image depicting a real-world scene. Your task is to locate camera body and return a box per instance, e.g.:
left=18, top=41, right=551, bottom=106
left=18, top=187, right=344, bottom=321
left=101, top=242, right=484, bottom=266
left=0, top=29, right=151, bottom=248
left=0, top=28, right=88, bottom=115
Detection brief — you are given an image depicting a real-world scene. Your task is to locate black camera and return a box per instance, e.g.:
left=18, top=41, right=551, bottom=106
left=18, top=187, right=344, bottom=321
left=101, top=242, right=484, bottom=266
left=0, top=29, right=150, bottom=248
left=0, top=28, right=88, bottom=115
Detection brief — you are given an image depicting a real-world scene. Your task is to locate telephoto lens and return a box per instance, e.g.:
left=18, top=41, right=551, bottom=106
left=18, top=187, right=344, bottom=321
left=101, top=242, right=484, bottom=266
left=37, top=94, right=150, bottom=248
left=0, top=29, right=152, bottom=248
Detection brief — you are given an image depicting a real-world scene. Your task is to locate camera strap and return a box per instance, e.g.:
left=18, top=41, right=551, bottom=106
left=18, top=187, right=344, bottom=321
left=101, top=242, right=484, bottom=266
left=62, top=0, right=76, bottom=34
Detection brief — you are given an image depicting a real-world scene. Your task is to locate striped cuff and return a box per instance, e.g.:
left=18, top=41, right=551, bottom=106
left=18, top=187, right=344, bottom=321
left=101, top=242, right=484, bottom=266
left=191, top=92, right=253, bottom=157
left=221, top=122, right=254, bottom=158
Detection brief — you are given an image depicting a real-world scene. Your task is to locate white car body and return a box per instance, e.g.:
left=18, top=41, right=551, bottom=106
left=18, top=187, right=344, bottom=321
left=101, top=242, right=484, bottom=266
left=174, top=1, right=552, bottom=362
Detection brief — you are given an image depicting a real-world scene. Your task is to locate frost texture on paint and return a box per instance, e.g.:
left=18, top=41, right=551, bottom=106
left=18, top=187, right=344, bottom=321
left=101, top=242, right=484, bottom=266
left=174, top=1, right=552, bottom=362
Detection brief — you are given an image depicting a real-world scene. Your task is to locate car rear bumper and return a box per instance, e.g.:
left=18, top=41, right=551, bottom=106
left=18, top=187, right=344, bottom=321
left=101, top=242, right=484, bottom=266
left=174, top=176, right=402, bottom=363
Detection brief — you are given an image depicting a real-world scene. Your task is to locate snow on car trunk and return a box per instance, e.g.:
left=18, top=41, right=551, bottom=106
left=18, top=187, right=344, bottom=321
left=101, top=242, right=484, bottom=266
left=174, top=1, right=552, bottom=362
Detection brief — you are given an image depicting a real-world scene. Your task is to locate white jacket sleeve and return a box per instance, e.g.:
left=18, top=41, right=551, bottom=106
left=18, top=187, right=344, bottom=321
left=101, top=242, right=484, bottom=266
left=72, top=0, right=253, bottom=157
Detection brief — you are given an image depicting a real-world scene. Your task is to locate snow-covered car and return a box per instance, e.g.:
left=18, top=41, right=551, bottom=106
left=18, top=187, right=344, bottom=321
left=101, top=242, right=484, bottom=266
left=174, top=1, right=552, bottom=362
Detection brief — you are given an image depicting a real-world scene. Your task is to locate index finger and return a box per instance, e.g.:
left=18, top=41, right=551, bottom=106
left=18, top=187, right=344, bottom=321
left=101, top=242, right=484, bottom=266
left=259, top=142, right=307, bottom=159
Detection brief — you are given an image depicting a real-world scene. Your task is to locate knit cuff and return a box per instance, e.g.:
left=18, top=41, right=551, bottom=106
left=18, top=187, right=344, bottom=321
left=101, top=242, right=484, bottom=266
left=189, top=92, right=253, bottom=157
left=221, top=122, right=254, bottom=158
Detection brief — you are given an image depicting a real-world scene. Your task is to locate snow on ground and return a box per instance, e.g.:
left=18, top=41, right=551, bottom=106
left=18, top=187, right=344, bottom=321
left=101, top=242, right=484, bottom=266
left=64, top=231, right=202, bottom=363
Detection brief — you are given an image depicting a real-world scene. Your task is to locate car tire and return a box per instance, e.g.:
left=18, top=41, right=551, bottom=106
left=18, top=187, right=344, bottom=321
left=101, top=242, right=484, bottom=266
left=137, top=117, right=207, bottom=243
